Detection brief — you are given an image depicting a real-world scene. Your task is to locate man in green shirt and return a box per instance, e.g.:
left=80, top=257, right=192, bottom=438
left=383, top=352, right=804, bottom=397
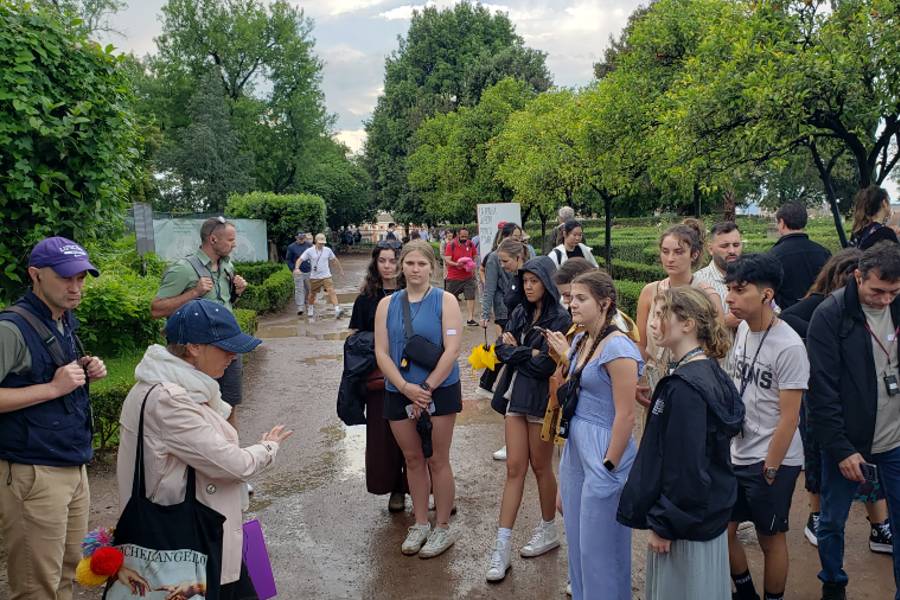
left=151, top=217, right=248, bottom=424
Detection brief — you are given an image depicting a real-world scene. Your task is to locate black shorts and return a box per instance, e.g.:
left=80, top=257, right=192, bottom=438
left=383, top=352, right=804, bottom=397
left=730, top=461, right=801, bottom=535
left=216, top=354, right=243, bottom=406
left=445, top=277, right=476, bottom=300
left=383, top=381, right=463, bottom=421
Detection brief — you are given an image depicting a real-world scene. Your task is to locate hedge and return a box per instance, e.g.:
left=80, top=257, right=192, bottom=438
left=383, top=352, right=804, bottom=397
left=615, top=280, right=644, bottom=316
left=611, top=259, right=666, bottom=283
left=227, top=191, right=327, bottom=253
left=237, top=268, right=293, bottom=313
left=235, top=261, right=287, bottom=286
left=77, top=272, right=164, bottom=356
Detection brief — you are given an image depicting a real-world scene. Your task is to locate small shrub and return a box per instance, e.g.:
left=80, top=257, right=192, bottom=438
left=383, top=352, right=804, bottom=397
left=611, top=259, right=665, bottom=282
left=234, top=308, right=258, bottom=334
left=615, top=280, right=644, bottom=317
left=235, top=261, right=286, bottom=286
left=237, top=268, right=293, bottom=313
left=77, top=273, right=162, bottom=356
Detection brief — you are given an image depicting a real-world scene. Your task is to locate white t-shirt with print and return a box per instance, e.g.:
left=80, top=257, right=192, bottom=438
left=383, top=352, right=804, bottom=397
left=727, top=319, right=808, bottom=466
left=300, top=246, right=336, bottom=280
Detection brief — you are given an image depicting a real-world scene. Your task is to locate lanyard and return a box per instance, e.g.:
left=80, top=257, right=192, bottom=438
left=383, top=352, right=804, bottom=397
left=668, top=347, right=704, bottom=374
left=739, top=316, right=776, bottom=399
left=864, top=322, right=900, bottom=362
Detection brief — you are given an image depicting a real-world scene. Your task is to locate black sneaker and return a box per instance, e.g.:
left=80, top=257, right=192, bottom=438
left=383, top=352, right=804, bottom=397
left=821, top=582, right=846, bottom=600
left=804, top=512, right=820, bottom=547
left=870, top=519, right=893, bottom=554
left=466, top=319, right=478, bottom=327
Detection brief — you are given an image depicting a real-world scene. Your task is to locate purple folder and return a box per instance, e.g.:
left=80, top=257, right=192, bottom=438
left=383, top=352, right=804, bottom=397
left=242, top=519, right=277, bottom=599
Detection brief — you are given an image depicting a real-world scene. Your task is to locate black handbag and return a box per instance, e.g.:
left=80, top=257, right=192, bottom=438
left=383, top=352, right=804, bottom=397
left=105, top=385, right=226, bottom=599
left=401, top=289, right=444, bottom=371
left=556, top=326, right=615, bottom=439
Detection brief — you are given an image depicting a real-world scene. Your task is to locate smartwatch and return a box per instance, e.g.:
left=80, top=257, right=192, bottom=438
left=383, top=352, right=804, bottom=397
left=764, top=466, right=778, bottom=481
left=420, top=382, right=432, bottom=392
left=603, top=458, right=616, bottom=472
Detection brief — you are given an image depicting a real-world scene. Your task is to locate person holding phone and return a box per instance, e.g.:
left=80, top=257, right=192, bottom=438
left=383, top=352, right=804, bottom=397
left=484, top=256, right=571, bottom=582
left=808, top=241, right=900, bottom=600
left=374, top=240, right=463, bottom=559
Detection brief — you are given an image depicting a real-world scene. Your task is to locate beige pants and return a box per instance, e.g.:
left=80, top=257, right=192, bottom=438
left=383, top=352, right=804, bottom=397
left=0, top=460, right=90, bottom=600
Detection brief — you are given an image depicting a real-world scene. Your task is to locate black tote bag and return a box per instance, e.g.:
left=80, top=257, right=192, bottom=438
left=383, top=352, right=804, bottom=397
left=105, top=385, right=226, bottom=599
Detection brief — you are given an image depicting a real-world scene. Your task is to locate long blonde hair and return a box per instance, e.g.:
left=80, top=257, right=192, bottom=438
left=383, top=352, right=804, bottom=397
left=654, top=287, right=731, bottom=360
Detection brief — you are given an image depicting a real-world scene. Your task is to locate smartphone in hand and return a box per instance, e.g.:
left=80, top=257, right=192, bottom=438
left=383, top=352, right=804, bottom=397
left=860, top=462, right=878, bottom=484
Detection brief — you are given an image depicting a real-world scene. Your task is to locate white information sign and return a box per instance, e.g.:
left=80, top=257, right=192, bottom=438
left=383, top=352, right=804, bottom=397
left=477, top=203, right=522, bottom=256
left=152, top=218, right=268, bottom=263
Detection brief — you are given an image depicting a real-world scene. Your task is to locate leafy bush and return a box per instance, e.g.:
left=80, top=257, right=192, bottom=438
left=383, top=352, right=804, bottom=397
left=235, top=261, right=286, bottom=285
left=227, top=192, right=327, bottom=253
left=0, top=3, right=140, bottom=302
left=611, top=259, right=665, bottom=282
left=234, top=308, right=258, bottom=335
left=238, top=268, right=293, bottom=313
left=77, top=273, right=163, bottom=357
left=615, top=280, right=644, bottom=316
left=90, top=349, right=143, bottom=451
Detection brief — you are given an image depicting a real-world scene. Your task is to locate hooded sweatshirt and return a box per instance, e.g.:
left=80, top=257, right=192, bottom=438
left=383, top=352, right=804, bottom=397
left=491, top=256, right=572, bottom=418
left=617, top=358, right=744, bottom=541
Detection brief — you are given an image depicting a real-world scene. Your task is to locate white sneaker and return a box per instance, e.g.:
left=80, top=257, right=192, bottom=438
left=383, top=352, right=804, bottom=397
left=401, top=523, right=431, bottom=555
left=307, top=306, right=315, bottom=319
left=335, top=306, right=344, bottom=319
left=520, top=522, right=560, bottom=557
left=485, top=539, right=512, bottom=582
left=566, top=582, right=572, bottom=596
left=492, top=446, right=507, bottom=461
left=419, top=525, right=455, bottom=558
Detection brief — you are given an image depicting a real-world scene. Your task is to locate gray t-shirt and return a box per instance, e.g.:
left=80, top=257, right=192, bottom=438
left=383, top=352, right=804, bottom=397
left=863, top=305, right=900, bottom=454
left=727, top=319, right=808, bottom=466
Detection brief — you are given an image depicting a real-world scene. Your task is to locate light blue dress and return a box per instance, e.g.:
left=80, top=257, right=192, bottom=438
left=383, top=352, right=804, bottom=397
left=560, top=334, right=643, bottom=600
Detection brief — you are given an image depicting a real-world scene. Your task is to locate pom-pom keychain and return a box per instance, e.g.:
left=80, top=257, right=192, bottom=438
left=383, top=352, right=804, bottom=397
left=75, top=526, right=124, bottom=588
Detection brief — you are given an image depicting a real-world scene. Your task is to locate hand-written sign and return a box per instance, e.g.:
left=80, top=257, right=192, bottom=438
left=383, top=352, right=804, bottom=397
left=477, top=203, right=521, bottom=255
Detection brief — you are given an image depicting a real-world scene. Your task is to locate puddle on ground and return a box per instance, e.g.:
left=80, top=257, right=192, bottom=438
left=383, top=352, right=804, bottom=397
left=251, top=422, right=365, bottom=510
left=299, top=354, right=342, bottom=365
left=256, top=324, right=300, bottom=338
left=310, top=331, right=351, bottom=341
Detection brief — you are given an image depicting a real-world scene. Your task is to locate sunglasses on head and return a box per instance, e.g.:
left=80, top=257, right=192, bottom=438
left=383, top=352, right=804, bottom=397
left=377, top=240, right=402, bottom=250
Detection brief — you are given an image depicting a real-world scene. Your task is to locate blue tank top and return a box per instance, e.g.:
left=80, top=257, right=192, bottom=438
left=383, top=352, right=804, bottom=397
left=385, top=287, right=460, bottom=391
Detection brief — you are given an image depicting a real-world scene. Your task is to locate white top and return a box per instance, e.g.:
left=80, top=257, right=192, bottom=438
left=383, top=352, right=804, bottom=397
left=727, top=319, right=808, bottom=466
left=548, top=243, right=599, bottom=268
left=693, top=260, right=729, bottom=314
left=300, top=246, right=336, bottom=280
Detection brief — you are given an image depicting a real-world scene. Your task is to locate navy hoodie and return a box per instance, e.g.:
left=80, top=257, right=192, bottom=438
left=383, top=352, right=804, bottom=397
left=491, top=256, right=572, bottom=419
left=617, top=358, right=744, bottom=541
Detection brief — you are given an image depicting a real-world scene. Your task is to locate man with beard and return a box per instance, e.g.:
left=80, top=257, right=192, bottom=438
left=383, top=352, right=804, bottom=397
left=694, top=221, right=744, bottom=330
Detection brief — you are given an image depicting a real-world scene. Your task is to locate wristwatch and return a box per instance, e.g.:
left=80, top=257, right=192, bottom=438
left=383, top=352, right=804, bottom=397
left=603, top=458, right=616, bottom=472
left=420, top=382, right=432, bottom=392
left=764, top=466, right=778, bottom=481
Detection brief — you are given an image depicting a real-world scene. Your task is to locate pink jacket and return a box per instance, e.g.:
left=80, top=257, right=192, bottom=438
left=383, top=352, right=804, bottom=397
left=117, top=381, right=278, bottom=584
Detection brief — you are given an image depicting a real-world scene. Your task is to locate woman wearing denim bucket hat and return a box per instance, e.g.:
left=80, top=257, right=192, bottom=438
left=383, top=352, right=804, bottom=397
left=116, top=299, right=292, bottom=599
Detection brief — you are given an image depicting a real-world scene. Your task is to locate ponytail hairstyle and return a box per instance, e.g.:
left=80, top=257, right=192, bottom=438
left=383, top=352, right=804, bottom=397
left=851, top=185, right=890, bottom=235
left=497, top=238, right=528, bottom=262
left=660, top=220, right=704, bottom=269
left=571, top=270, right=618, bottom=330
left=654, top=286, right=731, bottom=360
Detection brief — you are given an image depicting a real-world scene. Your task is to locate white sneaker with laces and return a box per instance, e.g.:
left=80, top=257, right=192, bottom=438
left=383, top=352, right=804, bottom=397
left=401, top=523, right=431, bottom=555
left=520, top=522, right=560, bottom=557
left=419, top=525, right=455, bottom=558
left=485, top=539, right=512, bottom=582
left=492, top=446, right=507, bottom=461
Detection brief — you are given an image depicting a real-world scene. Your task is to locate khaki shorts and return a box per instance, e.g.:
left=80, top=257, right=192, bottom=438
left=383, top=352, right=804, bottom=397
left=445, top=277, right=476, bottom=300
left=309, top=277, right=334, bottom=295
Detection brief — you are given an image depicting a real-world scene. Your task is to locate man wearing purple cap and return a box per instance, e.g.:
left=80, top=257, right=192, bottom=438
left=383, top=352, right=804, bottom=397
left=0, top=236, right=107, bottom=600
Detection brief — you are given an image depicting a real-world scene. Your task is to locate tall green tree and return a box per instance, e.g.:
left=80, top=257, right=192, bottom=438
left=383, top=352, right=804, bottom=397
left=657, top=0, right=900, bottom=245
left=363, top=2, right=551, bottom=225
left=0, top=1, right=139, bottom=300
left=407, top=77, right=535, bottom=223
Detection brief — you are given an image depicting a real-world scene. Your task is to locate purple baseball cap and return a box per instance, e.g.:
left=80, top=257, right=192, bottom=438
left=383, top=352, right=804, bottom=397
left=28, top=237, right=100, bottom=278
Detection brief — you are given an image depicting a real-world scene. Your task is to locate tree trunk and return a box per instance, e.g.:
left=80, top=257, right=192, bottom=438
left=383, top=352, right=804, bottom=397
left=593, top=185, right=614, bottom=271
left=693, top=182, right=701, bottom=217
left=537, top=207, right=548, bottom=253
left=722, top=188, right=737, bottom=222
left=808, top=142, right=848, bottom=248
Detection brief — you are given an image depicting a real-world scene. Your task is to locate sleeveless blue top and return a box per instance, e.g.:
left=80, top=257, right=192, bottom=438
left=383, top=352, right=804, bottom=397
left=385, top=287, right=460, bottom=391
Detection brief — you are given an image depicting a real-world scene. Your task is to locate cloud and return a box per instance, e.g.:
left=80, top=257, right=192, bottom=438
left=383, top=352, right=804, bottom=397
left=293, top=0, right=390, bottom=18
left=334, top=129, right=368, bottom=154
left=321, top=43, right=368, bottom=65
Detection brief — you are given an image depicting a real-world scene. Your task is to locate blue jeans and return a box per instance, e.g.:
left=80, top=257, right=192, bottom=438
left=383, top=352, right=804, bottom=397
left=818, top=446, right=900, bottom=597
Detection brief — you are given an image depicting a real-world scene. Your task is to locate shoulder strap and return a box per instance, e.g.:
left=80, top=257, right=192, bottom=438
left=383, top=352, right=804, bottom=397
left=134, top=384, right=198, bottom=504
left=185, top=255, right=211, bottom=280
left=1, top=305, right=72, bottom=367
left=400, top=290, right=415, bottom=341
left=554, top=248, right=563, bottom=264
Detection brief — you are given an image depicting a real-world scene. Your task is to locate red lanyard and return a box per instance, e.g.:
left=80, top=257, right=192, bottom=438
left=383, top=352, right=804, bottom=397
left=864, top=322, right=900, bottom=361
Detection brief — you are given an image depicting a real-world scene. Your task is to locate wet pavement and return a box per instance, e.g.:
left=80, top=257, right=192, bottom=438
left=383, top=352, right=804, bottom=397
left=1, top=254, right=893, bottom=599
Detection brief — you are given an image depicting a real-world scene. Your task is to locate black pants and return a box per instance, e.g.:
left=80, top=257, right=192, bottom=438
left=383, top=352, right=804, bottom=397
left=219, top=563, right=258, bottom=600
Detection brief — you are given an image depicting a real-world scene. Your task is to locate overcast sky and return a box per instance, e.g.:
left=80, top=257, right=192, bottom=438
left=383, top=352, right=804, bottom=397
left=100, top=0, right=645, bottom=154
